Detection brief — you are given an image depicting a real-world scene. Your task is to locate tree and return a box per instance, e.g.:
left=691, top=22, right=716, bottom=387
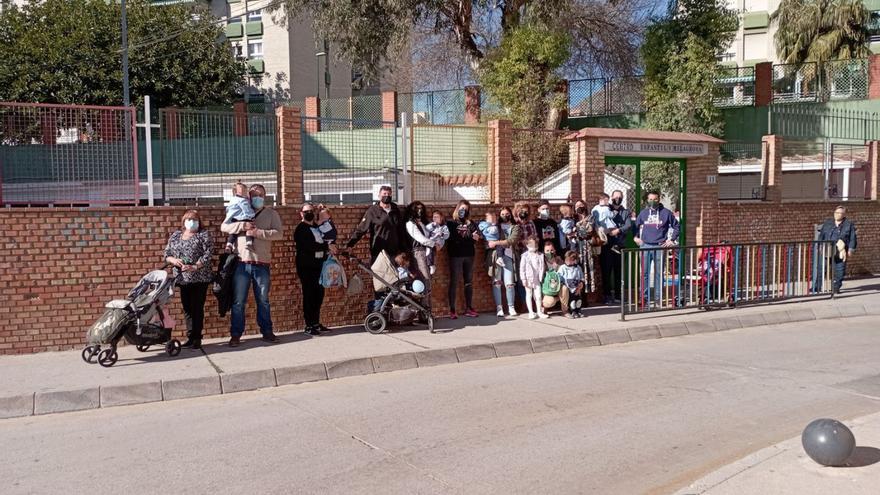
left=772, top=0, right=871, bottom=64
left=271, top=0, right=653, bottom=127
left=0, top=0, right=245, bottom=108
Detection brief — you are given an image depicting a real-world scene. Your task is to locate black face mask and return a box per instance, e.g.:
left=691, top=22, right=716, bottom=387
left=302, top=211, right=315, bottom=222
left=519, top=211, right=529, bottom=220
left=500, top=214, right=511, bottom=222
left=611, top=198, right=622, bottom=206
left=576, top=207, right=587, bottom=215
left=380, top=196, right=391, bottom=205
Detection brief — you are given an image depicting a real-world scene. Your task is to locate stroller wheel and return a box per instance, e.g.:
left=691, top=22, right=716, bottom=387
left=97, top=349, right=118, bottom=368
left=427, top=315, right=435, bottom=334
left=165, top=339, right=181, bottom=357
left=81, top=346, right=99, bottom=364
left=364, top=313, right=387, bottom=334
left=135, top=344, right=151, bottom=352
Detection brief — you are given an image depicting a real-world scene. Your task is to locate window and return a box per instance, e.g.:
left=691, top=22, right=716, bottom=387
left=248, top=39, right=263, bottom=59
left=231, top=42, right=244, bottom=59
left=869, top=12, right=880, bottom=42
left=228, top=14, right=242, bottom=24
left=716, top=52, right=735, bottom=62
left=743, top=33, right=767, bottom=60
left=247, top=9, right=262, bottom=21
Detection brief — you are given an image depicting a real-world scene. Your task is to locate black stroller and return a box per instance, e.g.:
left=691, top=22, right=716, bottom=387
left=81, top=267, right=181, bottom=367
left=342, top=251, right=436, bottom=334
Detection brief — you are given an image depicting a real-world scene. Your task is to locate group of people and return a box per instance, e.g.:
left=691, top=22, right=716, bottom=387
left=161, top=180, right=857, bottom=350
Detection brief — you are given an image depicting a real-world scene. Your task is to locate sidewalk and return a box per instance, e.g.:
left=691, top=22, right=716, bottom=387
left=675, top=411, right=880, bottom=495
left=1, top=278, right=879, bottom=419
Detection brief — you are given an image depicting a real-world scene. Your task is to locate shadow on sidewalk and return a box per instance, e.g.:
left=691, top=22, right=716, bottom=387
left=844, top=446, right=880, bottom=468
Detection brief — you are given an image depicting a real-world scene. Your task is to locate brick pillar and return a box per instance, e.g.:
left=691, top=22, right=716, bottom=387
left=465, top=86, right=481, bottom=125
left=755, top=62, right=773, bottom=106
left=276, top=106, right=304, bottom=206
left=381, top=91, right=397, bottom=128
left=488, top=119, right=512, bottom=203
left=870, top=55, right=880, bottom=100
left=869, top=141, right=879, bottom=201
left=762, top=135, right=783, bottom=203
left=568, top=137, right=582, bottom=201
left=304, top=96, right=320, bottom=133
left=40, top=114, right=57, bottom=145
left=233, top=101, right=248, bottom=137
left=163, top=107, right=179, bottom=140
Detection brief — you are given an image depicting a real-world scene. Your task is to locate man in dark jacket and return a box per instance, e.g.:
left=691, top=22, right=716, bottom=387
left=818, top=205, right=857, bottom=295
left=600, top=189, right=633, bottom=304
left=533, top=200, right=563, bottom=254
left=634, top=191, right=679, bottom=307
left=346, top=185, right=405, bottom=264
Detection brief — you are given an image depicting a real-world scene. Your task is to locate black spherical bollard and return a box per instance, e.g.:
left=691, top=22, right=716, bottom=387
left=801, top=418, right=856, bottom=467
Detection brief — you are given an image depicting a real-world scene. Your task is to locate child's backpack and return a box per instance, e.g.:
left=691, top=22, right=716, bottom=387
left=320, top=256, right=347, bottom=289
left=542, top=269, right=562, bottom=297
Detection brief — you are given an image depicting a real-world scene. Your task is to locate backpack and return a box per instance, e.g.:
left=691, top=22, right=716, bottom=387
left=542, top=269, right=561, bottom=297
left=212, top=253, right=239, bottom=317
left=320, top=255, right=347, bottom=289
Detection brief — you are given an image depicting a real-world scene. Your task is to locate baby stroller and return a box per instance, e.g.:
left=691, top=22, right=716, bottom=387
left=342, top=251, right=435, bottom=334
left=81, top=267, right=181, bottom=367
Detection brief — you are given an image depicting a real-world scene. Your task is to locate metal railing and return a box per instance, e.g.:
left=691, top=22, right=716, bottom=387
left=770, top=105, right=880, bottom=142
left=0, top=102, right=139, bottom=206
left=620, top=241, right=835, bottom=319
left=714, top=66, right=756, bottom=108
left=410, top=123, right=489, bottom=203
left=772, top=62, right=819, bottom=103
left=820, top=59, right=869, bottom=102
left=319, top=95, right=384, bottom=126
left=399, top=89, right=466, bottom=125
left=718, top=142, right=766, bottom=200
left=568, top=76, right=646, bottom=117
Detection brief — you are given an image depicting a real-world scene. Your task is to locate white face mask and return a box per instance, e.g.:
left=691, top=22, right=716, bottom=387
left=184, top=219, right=198, bottom=231
left=527, top=245, right=538, bottom=252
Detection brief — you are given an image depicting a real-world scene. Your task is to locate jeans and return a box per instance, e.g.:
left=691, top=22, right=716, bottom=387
left=178, top=282, right=209, bottom=341
left=491, top=254, right=516, bottom=308
left=640, top=244, right=664, bottom=306
left=448, top=256, right=474, bottom=313
left=833, top=257, right=846, bottom=293
left=231, top=263, right=273, bottom=337
left=600, top=244, right=621, bottom=299
left=296, top=260, right=325, bottom=327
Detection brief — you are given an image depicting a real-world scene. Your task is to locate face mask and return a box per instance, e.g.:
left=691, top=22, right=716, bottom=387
left=611, top=198, right=622, bottom=206
left=545, top=252, right=555, bottom=259
left=302, top=211, right=315, bottom=222
left=251, top=197, right=265, bottom=209
left=647, top=200, right=658, bottom=209
left=458, top=209, right=468, bottom=220
left=500, top=214, right=511, bottom=222
left=519, top=211, right=529, bottom=220
left=527, top=245, right=538, bottom=252
left=184, top=219, right=198, bottom=231
left=576, top=207, right=586, bottom=215
left=539, top=210, right=549, bottom=219
left=380, top=196, right=391, bottom=205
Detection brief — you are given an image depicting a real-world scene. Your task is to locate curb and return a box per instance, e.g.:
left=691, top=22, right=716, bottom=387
left=1, top=302, right=876, bottom=420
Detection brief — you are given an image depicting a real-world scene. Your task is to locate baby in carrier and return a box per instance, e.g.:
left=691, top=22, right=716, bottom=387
left=225, top=182, right=255, bottom=252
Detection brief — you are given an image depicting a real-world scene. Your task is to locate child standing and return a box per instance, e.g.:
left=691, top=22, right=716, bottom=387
left=225, top=182, right=255, bottom=252
left=557, top=251, right=585, bottom=318
left=478, top=212, right=505, bottom=266
left=425, top=211, right=450, bottom=275
left=519, top=236, right=547, bottom=319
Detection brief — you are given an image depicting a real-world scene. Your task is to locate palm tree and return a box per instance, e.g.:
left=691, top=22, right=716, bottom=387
left=772, top=0, right=871, bottom=64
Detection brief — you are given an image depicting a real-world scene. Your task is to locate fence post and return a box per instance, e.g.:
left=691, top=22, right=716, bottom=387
left=465, top=86, right=481, bottom=125
left=382, top=91, right=397, bottom=128
left=233, top=101, right=248, bottom=137
left=163, top=107, right=179, bottom=140
left=276, top=106, right=303, bottom=206
left=869, top=54, right=880, bottom=100
left=143, top=95, right=155, bottom=206
left=488, top=119, right=512, bottom=204
left=869, top=140, right=879, bottom=201
left=761, top=134, right=783, bottom=203
left=755, top=62, right=773, bottom=106
left=304, top=96, right=320, bottom=133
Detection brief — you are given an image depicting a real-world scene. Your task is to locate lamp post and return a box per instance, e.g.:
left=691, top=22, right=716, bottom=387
left=121, top=0, right=130, bottom=107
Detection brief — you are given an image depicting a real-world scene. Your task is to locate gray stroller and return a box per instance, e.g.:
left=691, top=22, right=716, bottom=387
left=81, top=267, right=181, bottom=367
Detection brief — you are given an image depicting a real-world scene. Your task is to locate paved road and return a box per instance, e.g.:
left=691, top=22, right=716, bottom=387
left=2, top=316, right=879, bottom=494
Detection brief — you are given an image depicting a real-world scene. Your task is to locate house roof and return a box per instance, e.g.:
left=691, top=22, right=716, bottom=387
left=569, top=127, right=725, bottom=143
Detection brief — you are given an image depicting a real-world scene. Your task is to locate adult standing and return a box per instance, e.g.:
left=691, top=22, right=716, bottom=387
left=818, top=206, right=857, bottom=295
left=486, top=206, right=520, bottom=317
left=220, top=184, right=283, bottom=347
left=294, top=202, right=337, bottom=336
left=446, top=200, right=480, bottom=319
left=345, top=185, right=405, bottom=264
left=164, top=210, right=213, bottom=349
left=600, top=189, right=633, bottom=304
left=533, top=200, right=562, bottom=254
left=633, top=191, right=678, bottom=307
left=403, top=201, right=435, bottom=309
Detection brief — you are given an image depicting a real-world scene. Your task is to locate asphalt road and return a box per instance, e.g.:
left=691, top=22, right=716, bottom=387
left=2, top=316, right=879, bottom=494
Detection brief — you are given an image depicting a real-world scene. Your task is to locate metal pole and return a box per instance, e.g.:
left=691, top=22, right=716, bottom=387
left=121, top=0, right=130, bottom=107
left=143, top=96, right=154, bottom=206
left=400, top=112, right=409, bottom=204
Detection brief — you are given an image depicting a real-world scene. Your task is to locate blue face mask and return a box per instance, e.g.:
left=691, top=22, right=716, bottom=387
left=184, top=219, right=199, bottom=231
left=251, top=196, right=265, bottom=209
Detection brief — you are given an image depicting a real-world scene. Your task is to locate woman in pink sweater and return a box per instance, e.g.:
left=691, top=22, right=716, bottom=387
left=519, top=236, right=547, bottom=319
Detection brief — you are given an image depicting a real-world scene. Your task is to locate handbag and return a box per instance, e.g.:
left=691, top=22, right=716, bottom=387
left=320, top=255, right=347, bottom=289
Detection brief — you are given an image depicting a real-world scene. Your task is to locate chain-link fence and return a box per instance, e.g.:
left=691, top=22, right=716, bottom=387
left=0, top=102, right=139, bottom=206
left=714, top=66, right=756, bottom=108
left=607, top=76, right=646, bottom=114
left=772, top=62, right=819, bottom=103
left=510, top=128, right=570, bottom=201
left=568, top=77, right=645, bottom=116
left=399, top=89, right=466, bottom=125
left=821, top=59, right=869, bottom=102
left=603, top=165, right=637, bottom=212
left=158, top=109, right=278, bottom=205
left=830, top=143, right=871, bottom=201
left=410, top=124, right=488, bottom=203
left=301, top=116, right=398, bottom=204
left=319, top=95, right=384, bottom=127
left=718, top=142, right=766, bottom=200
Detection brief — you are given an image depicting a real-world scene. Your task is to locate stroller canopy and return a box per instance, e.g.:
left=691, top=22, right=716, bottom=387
left=127, top=270, right=174, bottom=308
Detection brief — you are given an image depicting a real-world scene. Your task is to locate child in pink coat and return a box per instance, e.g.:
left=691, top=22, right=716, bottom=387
left=519, top=236, right=547, bottom=319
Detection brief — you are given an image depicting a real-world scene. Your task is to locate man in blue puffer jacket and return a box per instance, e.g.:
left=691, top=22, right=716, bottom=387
left=634, top=191, right=679, bottom=308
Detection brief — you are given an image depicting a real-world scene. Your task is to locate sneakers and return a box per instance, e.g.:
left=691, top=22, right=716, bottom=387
left=261, top=333, right=279, bottom=343
left=228, top=336, right=241, bottom=347
left=565, top=313, right=575, bottom=319
left=464, top=309, right=479, bottom=318
left=449, top=312, right=458, bottom=320
left=182, top=339, right=201, bottom=350
left=429, top=266, right=436, bottom=275
left=538, top=312, right=549, bottom=319
left=318, top=324, right=331, bottom=333
left=527, top=312, right=537, bottom=320
left=507, top=306, right=518, bottom=317
left=304, top=325, right=322, bottom=336
left=496, top=306, right=505, bottom=317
